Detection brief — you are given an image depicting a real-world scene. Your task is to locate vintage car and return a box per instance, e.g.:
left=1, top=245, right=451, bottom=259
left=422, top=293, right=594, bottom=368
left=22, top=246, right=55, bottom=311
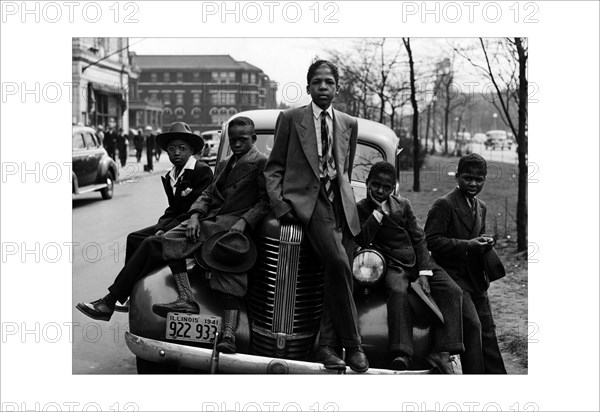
left=72, top=125, right=118, bottom=200
left=125, top=110, right=435, bottom=374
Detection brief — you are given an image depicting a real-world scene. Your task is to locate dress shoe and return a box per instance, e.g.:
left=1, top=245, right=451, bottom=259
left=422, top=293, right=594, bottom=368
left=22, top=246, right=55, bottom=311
left=76, top=298, right=115, bottom=321
left=391, top=353, right=413, bottom=371
left=316, top=346, right=346, bottom=370
left=114, top=299, right=129, bottom=313
left=152, top=299, right=200, bottom=318
left=426, top=352, right=456, bottom=374
left=346, top=346, right=369, bottom=373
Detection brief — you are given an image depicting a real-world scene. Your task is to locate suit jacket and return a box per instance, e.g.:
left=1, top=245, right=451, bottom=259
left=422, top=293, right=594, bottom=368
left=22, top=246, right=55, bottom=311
left=356, top=195, right=434, bottom=274
left=156, top=159, right=213, bottom=232
left=424, top=187, right=489, bottom=292
left=189, top=145, right=270, bottom=241
left=263, top=105, right=360, bottom=236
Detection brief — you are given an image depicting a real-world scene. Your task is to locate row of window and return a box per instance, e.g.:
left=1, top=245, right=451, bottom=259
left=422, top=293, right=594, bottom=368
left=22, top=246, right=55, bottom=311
left=148, top=71, right=259, bottom=84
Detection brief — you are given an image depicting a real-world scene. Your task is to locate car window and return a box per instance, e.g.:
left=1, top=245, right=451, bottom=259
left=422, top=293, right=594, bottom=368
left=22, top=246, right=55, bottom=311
left=83, top=132, right=97, bottom=148
left=352, top=143, right=385, bottom=183
left=73, top=133, right=85, bottom=150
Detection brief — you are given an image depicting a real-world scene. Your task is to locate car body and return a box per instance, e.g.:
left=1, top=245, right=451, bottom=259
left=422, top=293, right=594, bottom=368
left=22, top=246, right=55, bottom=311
left=484, top=130, right=512, bottom=150
left=72, top=125, right=118, bottom=200
left=197, top=130, right=221, bottom=166
left=126, top=109, right=435, bottom=374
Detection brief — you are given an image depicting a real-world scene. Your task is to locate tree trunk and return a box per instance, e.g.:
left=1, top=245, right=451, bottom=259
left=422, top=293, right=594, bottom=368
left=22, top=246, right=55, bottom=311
left=515, top=38, right=528, bottom=252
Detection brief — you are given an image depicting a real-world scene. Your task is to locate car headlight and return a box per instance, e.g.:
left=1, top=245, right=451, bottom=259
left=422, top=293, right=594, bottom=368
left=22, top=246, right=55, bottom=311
left=352, top=249, right=386, bottom=286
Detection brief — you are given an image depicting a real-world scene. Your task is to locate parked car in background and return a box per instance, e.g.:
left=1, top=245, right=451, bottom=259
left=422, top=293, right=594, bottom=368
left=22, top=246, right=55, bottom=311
left=125, top=110, right=436, bottom=374
left=72, top=125, right=118, bottom=200
left=198, top=130, right=221, bottom=166
left=484, top=130, right=512, bottom=150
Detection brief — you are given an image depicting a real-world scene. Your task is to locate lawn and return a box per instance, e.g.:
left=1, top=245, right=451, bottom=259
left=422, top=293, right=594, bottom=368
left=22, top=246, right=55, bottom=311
left=396, top=155, right=528, bottom=374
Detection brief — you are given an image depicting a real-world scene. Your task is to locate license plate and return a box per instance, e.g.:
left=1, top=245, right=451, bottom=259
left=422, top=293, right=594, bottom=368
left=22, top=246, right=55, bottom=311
left=165, top=313, right=221, bottom=344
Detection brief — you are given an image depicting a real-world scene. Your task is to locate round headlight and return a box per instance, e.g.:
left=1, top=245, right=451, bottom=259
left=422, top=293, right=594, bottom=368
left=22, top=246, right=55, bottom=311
left=352, top=249, right=386, bottom=286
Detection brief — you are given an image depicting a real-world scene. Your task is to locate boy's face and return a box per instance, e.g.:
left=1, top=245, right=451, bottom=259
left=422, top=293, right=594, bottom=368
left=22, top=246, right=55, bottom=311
left=229, top=125, right=255, bottom=157
left=367, top=172, right=395, bottom=203
left=456, top=168, right=486, bottom=198
left=166, top=138, right=192, bottom=168
left=307, top=65, right=339, bottom=111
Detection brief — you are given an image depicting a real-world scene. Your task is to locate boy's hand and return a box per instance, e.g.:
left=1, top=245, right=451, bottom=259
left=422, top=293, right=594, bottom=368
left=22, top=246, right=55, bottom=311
left=279, top=210, right=300, bottom=225
left=186, top=214, right=201, bottom=242
left=416, top=275, right=431, bottom=295
left=229, top=218, right=247, bottom=233
left=467, top=237, right=492, bottom=253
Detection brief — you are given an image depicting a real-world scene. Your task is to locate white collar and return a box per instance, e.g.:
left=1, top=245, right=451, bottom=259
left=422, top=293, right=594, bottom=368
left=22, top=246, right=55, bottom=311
left=311, top=101, right=333, bottom=119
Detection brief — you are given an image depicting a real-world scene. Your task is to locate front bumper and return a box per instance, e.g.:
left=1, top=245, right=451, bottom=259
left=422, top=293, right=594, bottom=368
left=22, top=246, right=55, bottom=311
left=125, top=332, right=432, bottom=375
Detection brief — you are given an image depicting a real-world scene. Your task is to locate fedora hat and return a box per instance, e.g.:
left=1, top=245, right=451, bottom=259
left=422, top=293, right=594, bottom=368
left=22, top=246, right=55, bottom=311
left=156, top=122, right=204, bottom=154
left=201, top=231, right=257, bottom=273
left=409, top=281, right=444, bottom=324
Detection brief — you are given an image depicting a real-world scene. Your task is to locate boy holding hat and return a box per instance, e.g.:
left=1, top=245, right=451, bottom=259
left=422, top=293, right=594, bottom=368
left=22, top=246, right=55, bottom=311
left=76, top=122, right=213, bottom=321
left=154, top=116, right=270, bottom=354
left=424, top=153, right=507, bottom=374
left=355, top=161, right=463, bottom=373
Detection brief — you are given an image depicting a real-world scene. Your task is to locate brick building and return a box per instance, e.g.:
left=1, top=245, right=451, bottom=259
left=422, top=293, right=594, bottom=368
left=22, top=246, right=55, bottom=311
left=134, top=55, right=278, bottom=133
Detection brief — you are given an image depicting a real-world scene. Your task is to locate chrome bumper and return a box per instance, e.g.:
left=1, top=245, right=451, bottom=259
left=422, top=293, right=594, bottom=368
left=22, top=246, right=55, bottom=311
left=125, top=332, right=432, bottom=375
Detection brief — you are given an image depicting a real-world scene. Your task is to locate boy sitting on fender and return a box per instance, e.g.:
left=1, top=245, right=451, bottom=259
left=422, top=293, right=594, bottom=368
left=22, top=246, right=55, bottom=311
left=153, top=116, right=270, bottom=354
left=355, top=161, right=464, bottom=372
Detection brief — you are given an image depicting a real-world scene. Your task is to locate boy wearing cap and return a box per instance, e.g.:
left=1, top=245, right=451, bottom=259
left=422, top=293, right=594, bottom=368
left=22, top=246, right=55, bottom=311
left=154, top=116, right=270, bottom=354
left=76, top=122, right=213, bottom=321
left=355, top=161, right=463, bottom=373
left=424, top=153, right=507, bottom=374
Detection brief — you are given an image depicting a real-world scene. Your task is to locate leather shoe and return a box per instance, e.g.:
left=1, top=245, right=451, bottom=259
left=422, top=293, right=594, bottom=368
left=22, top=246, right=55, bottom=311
left=426, top=352, right=456, bottom=374
left=391, top=353, right=413, bottom=371
left=152, top=299, right=200, bottom=318
left=346, top=346, right=369, bottom=373
left=114, top=299, right=129, bottom=313
left=316, top=346, right=346, bottom=370
left=76, top=298, right=114, bottom=321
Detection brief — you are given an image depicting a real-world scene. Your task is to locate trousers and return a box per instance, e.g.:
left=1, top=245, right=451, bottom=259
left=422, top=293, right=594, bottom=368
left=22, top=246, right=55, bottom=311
left=460, top=289, right=507, bottom=374
left=385, top=265, right=464, bottom=356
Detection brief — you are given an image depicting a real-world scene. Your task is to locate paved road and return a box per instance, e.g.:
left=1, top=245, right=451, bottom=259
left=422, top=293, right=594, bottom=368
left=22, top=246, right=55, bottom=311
left=72, top=157, right=174, bottom=374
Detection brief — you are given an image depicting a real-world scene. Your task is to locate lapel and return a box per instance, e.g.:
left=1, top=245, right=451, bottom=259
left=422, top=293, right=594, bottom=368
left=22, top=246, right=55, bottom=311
left=451, top=187, right=477, bottom=234
left=331, top=108, right=351, bottom=173
left=297, top=105, right=320, bottom=179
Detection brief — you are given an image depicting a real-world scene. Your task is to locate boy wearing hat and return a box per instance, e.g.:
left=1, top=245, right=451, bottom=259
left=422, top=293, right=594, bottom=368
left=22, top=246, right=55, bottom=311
left=355, top=161, right=463, bottom=373
left=76, top=122, right=213, bottom=321
left=154, top=116, right=270, bottom=354
left=424, top=153, right=507, bottom=374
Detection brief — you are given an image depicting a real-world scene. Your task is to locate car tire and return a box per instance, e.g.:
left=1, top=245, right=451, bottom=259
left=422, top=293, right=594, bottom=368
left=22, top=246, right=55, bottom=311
left=136, top=356, right=179, bottom=374
left=100, top=171, right=114, bottom=200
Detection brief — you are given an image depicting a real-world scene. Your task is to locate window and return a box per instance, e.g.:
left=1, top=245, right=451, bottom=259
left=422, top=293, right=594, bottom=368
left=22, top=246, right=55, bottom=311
left=72, top=133, right=85, bottom=150
left=351, top=144, right=385, bottom=183
left=241, top=73, right=248, bottom=83
left=164, top=72, right=170, bottom=82
left=193, top=93, right=200, bottom=105
left=176, top=72, right=183, bottom=83
left=150, top=73, right=157, bottom=83
left=176, top=93, right=184, bottom=105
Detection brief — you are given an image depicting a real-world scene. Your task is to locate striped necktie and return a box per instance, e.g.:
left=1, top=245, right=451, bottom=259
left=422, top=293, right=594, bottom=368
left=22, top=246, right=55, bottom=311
left=321, top=111, right=335, bottom=201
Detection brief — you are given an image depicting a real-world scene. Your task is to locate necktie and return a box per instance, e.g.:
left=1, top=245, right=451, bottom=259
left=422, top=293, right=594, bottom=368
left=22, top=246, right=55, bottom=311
left=321, top=111, right=335, bottom=201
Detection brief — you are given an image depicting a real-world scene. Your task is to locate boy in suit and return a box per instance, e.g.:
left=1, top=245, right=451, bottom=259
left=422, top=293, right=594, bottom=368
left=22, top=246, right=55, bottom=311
left=356, top=161, right=463, bottom=373
left=153, top=116, right=270, bottom=354
left=76, top=122, right=213, bottom=321
left=424, top=153, right=507, bottom=373
left=263, top=60, right=368, bottom=372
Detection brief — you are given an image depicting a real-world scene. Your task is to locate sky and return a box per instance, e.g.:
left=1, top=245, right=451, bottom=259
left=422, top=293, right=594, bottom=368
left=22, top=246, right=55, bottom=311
left=129, top=37, right=495, bottom=107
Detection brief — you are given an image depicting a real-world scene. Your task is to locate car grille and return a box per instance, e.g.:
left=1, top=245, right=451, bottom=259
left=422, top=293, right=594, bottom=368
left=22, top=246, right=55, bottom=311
left=248, top=224, right=324, bottom=360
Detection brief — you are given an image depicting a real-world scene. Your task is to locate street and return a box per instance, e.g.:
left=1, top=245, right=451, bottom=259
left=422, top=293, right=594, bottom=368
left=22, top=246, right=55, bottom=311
left=72, top=158, right=173, bottom=374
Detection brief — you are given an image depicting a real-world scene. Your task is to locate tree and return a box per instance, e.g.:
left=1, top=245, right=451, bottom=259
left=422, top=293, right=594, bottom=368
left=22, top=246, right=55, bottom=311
left=402, top=38, right=421, bottom=192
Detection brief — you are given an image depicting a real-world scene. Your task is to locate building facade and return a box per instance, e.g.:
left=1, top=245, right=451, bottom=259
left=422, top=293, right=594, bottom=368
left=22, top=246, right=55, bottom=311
left=135, top=55, right=278, bottom=133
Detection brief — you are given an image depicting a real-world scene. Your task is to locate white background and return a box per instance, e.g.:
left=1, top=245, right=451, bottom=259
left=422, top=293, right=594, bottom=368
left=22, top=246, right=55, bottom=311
left=1, top=1, right=599, bottom=411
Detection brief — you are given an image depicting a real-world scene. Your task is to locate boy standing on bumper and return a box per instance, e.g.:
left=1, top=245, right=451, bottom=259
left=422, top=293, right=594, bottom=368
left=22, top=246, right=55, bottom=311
left=356, top=161, right=463, bottom=373
left=424, top=153, right=507, bottom=374
left=263, top=60, right=368, bottom=372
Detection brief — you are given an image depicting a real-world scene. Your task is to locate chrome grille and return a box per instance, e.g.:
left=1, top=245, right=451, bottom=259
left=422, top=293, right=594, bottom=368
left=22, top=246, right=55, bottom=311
left=249, top=224, right=324, bottom=360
